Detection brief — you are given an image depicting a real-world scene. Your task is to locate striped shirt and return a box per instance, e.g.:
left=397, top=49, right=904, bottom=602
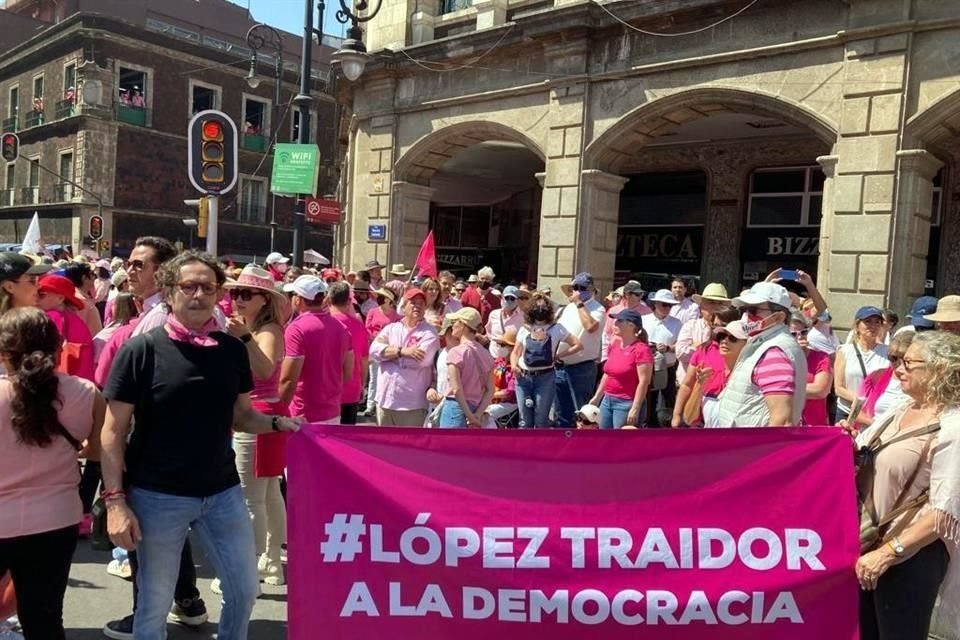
left=750, top=347, right=795, bottom=395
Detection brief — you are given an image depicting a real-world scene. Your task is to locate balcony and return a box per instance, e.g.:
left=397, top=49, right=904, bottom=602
left=1, top=116, right=17, bottom=132
left=116, top=104, right=148, bottom=127
left=56, top=182, right=74, bottom=201
left=0, top=189, right=13, bottom=207
left=24, top=111, right=44, bottom=128
left=20, top=186, right=38, bottom=204
left=238, top=202, right=267, bottom=224
left=55, top=99, right=77, bottom=120
left=241, top=134, right=267, bottom=153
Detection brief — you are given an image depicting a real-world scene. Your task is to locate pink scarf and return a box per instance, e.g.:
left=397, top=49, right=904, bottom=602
left=164, top=316, right=220, bottom=348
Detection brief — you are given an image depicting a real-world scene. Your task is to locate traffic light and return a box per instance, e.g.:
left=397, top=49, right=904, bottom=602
left=187, top=110, right=237, bottom=195
left=197, top=196, right=209, bottom=238
left=88, top=215, right=103, bottom=240
left=1, top=133, right=18, bottom=162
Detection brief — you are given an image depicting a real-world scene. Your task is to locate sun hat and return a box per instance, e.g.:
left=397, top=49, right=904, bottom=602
left=575, top=404, right=601, bottom=424
left=95, top=258, right=112, bottom=270
left=365, top=259, right=385, bottom=270
left=352, top=280, right=371, bottom=292
left=649, top=289, right=680, bottom=305
left=714, top=320, right=749, bottom=341
left=373, top=287, right=396, bottom=303
left=731, top=282, right=792, bottom=309
left=282, top=274, right=327, bottom=301
left=467, top=275, right=479, bottom=284
left=390, top=264, right=411, bottom=277
left=854, top=305, right=885, bottom=322
left=908, top=296, right=938, bottom=328
left=614, top=308, right=645, bottom=327
left=110, top=269, right=128, bottom=288
left=38, top=274, right=84, bottom=310
left=265, top=252, right=289, bottom=266
left=224, top=265, right=286, bottom=301
left=0, top=252, right=50, bottom=282
left=692, top=282, right=730, bottom=305
left=445, top=306, right=483, bottom=331
left=494, top=327, right=518, bottom=347
left=924, top=295, right=960, bottom=323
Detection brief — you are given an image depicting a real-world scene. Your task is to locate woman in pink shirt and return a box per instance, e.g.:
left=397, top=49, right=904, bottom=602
left=590, top=309, right=653, bottom=428
left=439, top=307, right=496, bottom=428
left=37, top=274, right=95, bottom=382
left=365, top=287, right=400, bottom=339
left=790, top=312, right=833, bottom=426
left=0, top=308, right=103, bottom=640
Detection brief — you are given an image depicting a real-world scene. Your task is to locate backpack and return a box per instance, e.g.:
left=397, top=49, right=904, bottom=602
left=523, top=324, right=557, bottom=369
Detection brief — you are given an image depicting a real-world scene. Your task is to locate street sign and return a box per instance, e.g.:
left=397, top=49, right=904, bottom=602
left=367, top=224, right=387, bottom=241
left=305, top=197, right=341, bottom=225
left=271, top=143, right=320, bottom=196
left=88, top=215, right=103, bottom=239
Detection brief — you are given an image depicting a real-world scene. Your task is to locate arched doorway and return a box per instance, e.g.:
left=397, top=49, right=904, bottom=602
left=584, top=87, right=837, bottom=292
left=393, top=122, right=546, bottom=283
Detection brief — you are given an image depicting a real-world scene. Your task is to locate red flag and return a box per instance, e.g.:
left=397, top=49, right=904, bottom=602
left=413, top=230, right=437, bottom=279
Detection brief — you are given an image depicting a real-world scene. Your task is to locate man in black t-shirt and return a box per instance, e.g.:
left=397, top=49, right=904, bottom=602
left=100, top=252, right=299, bottom=640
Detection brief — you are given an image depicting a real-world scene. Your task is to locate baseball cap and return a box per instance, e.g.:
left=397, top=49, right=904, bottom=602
left=614, top=308, right=645, bottom=327
left=714, top=320, right=749, bottom=341
left=908, top=296, right=938, bottom=328
left=282, top=274, right=326, bottom=301
left=502, top=285, right=520, bottom=300
left=575, top=404, right=601, bottom=425
left=622, top=281, right=645, bottom=296
left=571, top=272, right=594, bottom=288
left=404, top=287, right=426, bottom=302
left=445, top=306, right=482, bottom=331
left=38, top=274, right=84, bottom=310
left=321, top=267, right=342, bottom=282
left=0, top=252, right=51, bottom=282
left=731, top=282, right=792, bottom=309
left=265, top=252, right=289, bottom=266
left=854, top=306, right=884, bottom=322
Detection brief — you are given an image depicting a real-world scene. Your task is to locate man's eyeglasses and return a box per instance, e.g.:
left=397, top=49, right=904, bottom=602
left=232, top=289, right=262, bottom=302
left=177, top=282, right=219, bottom=297
left=128, top=259, right=148, bottom=271
left=790, top=329, right=809, bottom=337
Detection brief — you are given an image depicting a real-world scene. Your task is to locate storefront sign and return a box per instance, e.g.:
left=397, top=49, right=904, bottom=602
left=616, top=226, right=703, bottom=275
left=368, top=225, right=387, bottom=242
left=288, top=426, right=858, bottom=640
left=271, top=143, right=320, bottom=195
left=741, top=227, right=821, bottom=260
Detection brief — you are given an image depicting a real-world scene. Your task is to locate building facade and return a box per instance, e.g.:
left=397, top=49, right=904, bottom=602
left=0, top=0, right=340, bottom=261
left=339, top=0, right=960, bottom=328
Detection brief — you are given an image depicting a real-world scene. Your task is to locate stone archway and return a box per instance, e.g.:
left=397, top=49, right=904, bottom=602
left=391, top=121, right=547, bottom=280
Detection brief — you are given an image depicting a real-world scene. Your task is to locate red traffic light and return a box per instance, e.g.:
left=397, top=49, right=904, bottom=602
left=202, top=121, right=223, bottom=140
left=1, top=133, right=17, bottom=162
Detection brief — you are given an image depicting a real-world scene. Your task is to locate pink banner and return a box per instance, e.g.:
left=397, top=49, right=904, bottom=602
left=288, top=427, right=859, bottom=640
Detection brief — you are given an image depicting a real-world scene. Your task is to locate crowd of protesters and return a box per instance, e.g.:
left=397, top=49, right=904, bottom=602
left=1, top=243, right=960, bottom=640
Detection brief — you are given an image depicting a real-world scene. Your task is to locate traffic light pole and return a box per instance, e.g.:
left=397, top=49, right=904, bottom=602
left=207, top=196, right=219, bottom=256
left=292, top=0, right=322, bottom=268
left=32, top=160, right=103, bottom=241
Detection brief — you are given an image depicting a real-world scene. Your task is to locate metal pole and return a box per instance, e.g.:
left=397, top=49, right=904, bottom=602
left=207, top=195, right=219, bottom=256
left=269, top=56, right=281, bottom=253
left=292, top=0, right=314, bottom=268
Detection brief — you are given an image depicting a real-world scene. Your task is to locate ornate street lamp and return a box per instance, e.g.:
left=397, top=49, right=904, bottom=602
left=245, top=23, right=284, bottom=253
left=331, top=0, right=384, bottom=82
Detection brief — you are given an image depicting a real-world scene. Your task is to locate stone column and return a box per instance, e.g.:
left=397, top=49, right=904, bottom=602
left=390, top=181, right=436, bottom=268
left=345, top=111, right=395, bottom=270
left=888, top=149, right=943, bottom=314
left=578, top=170, right=627, bottom=296
left=816, top=154, right=838, bottom=297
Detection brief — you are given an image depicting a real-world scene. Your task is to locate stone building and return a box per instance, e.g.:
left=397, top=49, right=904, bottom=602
left=339, top=0, right=960, bottom=328
left=0, top=0, right=339, bottom=260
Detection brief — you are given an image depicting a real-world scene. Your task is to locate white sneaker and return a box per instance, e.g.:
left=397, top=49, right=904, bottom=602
left=106, top=559, right=132, bottom=580
left=257, top=555, right=285, bottom=586
left=210, top=578, right=262, bottom=598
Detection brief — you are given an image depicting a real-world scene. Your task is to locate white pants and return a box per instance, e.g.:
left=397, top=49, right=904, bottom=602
left=234, top=433, right=287, bottom=562
left=483, top=402, right=518, bottom=428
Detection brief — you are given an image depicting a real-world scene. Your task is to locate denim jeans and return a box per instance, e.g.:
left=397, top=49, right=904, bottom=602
left=438, top=398, right=479, bottom=428
left=516, top=369, right=556, bottom=428
left=128, top=485, right=259, bottom=640
left=599, top=395, right=639, bottom=429
left=553, top=361, right=598, bottom=428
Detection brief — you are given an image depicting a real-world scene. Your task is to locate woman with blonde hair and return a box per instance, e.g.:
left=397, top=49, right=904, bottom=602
left=421, top=277, right=446, bottom=329
left=836, top=306, right=888, bottom=421
left=855, top=331, right=960, bottom=638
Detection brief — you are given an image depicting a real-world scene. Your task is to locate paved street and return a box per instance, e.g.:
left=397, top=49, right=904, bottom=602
left=63, top=535, right=288, bottom=639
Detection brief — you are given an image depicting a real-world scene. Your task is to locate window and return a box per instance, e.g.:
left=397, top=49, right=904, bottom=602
left=3, top=163, right=13, bottom=206
left=58, top=63, right=77, bottom=119
left=440, top=0, right=472, bottom=13
left=431, top=206, right=491, bottom=248
left=190, top=80, right=220, bottom=115
left=27, top=75, right=44, bottom=127
left=239, top=177, right=267, bottom=223
left=7, top=85, right=17, bottom=118
left=25, top=159, right=39, bottom=204
left=117, top=64, right=150, bottom=126
left=58, top=152, right=74, bottom=200
left=64, top=62, right=76, bottom=95
left=747, top=166, right=824, bottom=227
left=931, top=170, right=943, bottom=227
left=241, top=95, right=270, bottom=152
left=291, top=110, right=317, bottom=142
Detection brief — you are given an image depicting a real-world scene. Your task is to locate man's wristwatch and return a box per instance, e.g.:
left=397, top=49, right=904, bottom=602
left=271, top=416, right=280, bottom=432
left=888, top=537, right=905, bottom=557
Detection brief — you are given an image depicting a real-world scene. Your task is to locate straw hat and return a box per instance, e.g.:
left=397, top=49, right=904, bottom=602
left=389, top=263, right=411, bottom=277
left=924, top=295, right=960, bottom=323
left=692, top=282, right=730, bottom=305
left=224, top=265, right=286, bottom=301
left=494, top=327, right=518, bottom=347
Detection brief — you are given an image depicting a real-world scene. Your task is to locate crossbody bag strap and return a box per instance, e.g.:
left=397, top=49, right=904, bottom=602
left=868, top=422, right=941, bottom=535
left=862, top=410, right=912, bottom=531
left=853, top=344, right=868, bottom=378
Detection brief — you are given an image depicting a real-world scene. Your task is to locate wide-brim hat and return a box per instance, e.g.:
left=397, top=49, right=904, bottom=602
left=493, top=327, right=518, bottom=347
left=352, top=280, right=372, bottom=292
left=224, top=265, right=286, bottom=301
left=374, top=287, right=396, bottom=303
left=649, top=289, right=680, bottom=305
left=365, top=259, right=385, bottom=270
left=692, top=282, right=730, bottom=305
left=924, top=295, right=960, bottom=323
left=389, top=264, right=411, bottom=276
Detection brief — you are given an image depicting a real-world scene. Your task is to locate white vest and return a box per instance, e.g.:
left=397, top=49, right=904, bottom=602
left=715, top=324, right=807, bottom=428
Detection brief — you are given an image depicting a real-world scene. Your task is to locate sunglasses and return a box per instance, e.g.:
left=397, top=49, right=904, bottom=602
left=576, top=416, right=597, bottom=426
left=714, top=333, right=742, bottom=344
left=790, top=329, right=809, bottom=337
left=233, top=288, right=264, bottom=302
left=504, top=296, right=517, bottom=302
left=572, top=285, right=589, bottom=292
left=127, top=259, right=147, bottom=271
left=742, top=306, right=772, bottom=316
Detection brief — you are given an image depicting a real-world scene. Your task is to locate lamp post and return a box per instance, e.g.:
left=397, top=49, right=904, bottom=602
left=331, top=0, right=383, bottom=82
left=245, top=23, right=283, bottom=254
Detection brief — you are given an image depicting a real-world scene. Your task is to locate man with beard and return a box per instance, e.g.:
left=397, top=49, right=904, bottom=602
left=460, top=266, right=500, bottom=324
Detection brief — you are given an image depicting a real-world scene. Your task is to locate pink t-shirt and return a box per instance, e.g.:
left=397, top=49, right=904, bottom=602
left=0, top=374, right=96, bottom=537
left=333, top=310, right=370, bottom=405
left=95, top=320, right=137, bottom=389
left=365, top=306, right=400, bottom=340
left=689, top=342, right=728, bottom=397
left=803, top=350, right=832, bottom=426
left=47, top=308, right=95, bottom=382
left=603, top=340, right=654, bottom=400
left=284, top=310, right=351, bottom=421
left=446, top=340, right=496, bottom=406
left=751, top=347, right=796, bottom=395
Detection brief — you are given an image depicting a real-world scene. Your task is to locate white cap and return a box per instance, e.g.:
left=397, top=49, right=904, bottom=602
left=575, top=404, right=601, bottom=424
left=731, top=282, right=792, bottom=309
left=282, top=274, right=327, bottom=301
left=265, top=252, right=289, bottom=265
left=649, top=289, right=680, bottom=305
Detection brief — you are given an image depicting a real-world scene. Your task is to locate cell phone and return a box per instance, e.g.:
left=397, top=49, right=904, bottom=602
left=779, top=269, right=797, bottom=281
